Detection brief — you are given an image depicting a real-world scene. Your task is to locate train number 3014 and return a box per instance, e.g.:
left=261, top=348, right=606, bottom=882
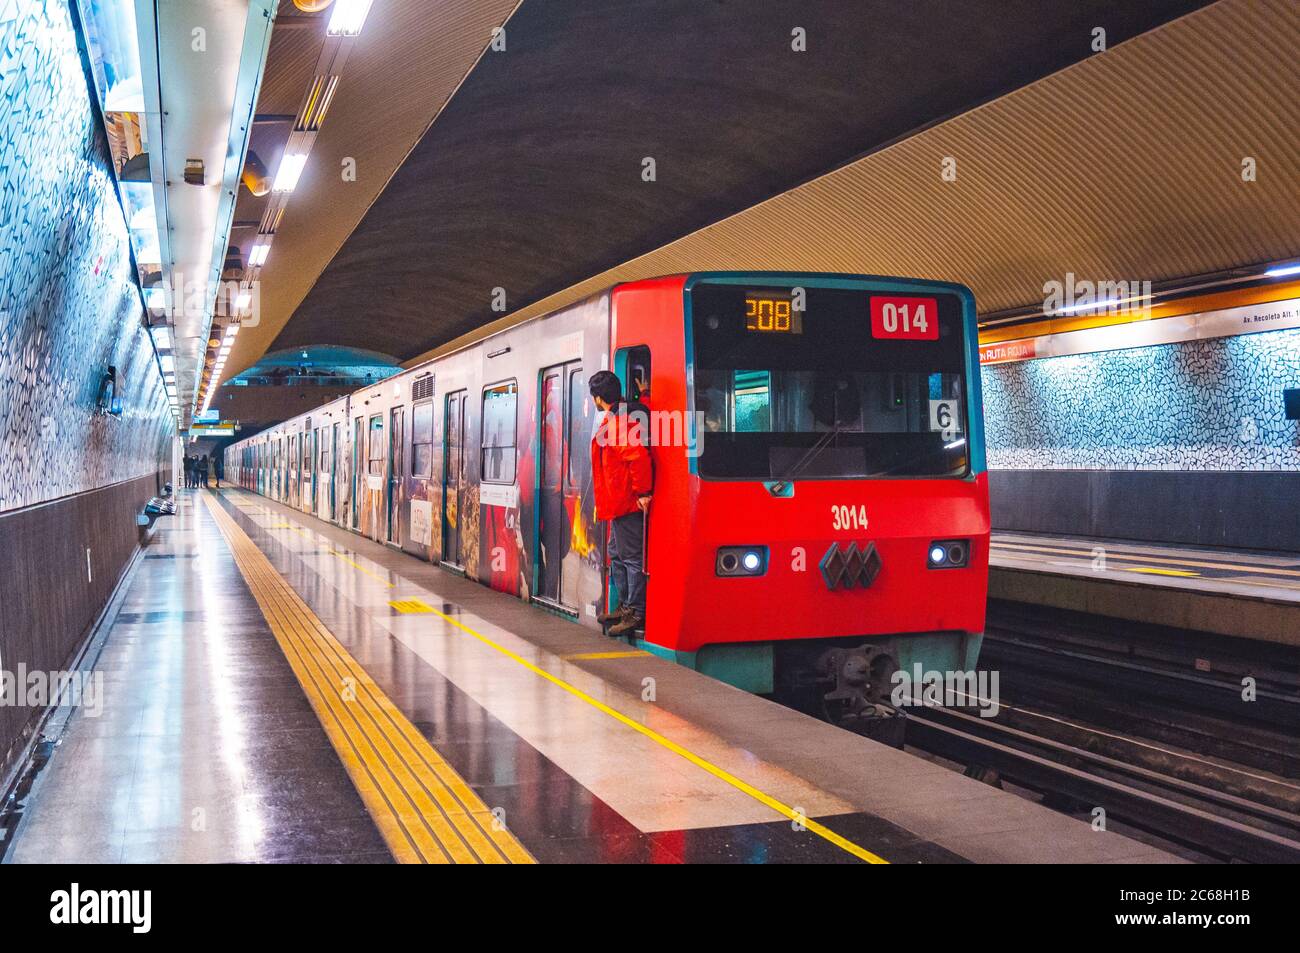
left=830, top=504, right=869, bottom=531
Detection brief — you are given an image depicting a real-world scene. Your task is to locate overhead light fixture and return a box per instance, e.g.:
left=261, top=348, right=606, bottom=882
left=224, top=324, right=240, bottom=340
left=150, top=323, right=170, bottom=349
left=297, top=74, right=341, bottom=131
left=235, top=291, right=252, bottom=310
left=272, top=153, right=308, bottom=192
left=248, top=243, right=270, bottom=267
left=327, top=0, right=374, bottom=36
left=1053, top=293, right=1150, bottom=316
left=1265, top=262, right=1300, bottom=278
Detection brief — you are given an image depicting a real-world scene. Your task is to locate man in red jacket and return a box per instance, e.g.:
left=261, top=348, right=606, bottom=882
left=588, top=370, right=652, bottom=637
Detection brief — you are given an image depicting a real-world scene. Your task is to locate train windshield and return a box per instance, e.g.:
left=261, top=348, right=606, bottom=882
left=689, top=282, right=971, bottom=480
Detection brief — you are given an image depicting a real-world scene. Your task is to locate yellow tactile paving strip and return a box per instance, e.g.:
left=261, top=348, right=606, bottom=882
left=200, top=492, right=534, bottom=865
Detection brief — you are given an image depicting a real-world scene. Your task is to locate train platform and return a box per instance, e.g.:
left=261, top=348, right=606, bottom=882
left=990, top=532, right=1300, bottom=647
left=5, top=489, right=1181, bottom=865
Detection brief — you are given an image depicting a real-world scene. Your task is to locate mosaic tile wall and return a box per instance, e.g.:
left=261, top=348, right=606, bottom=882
left=0, top=0, right=172, bottom=514
left=982, top=329, right=1300, bottom=471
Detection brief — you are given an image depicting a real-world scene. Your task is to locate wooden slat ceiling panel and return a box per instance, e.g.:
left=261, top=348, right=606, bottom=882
left=409, top=0, right=1299, bottom=364
left=227, top=0, right=521, bottom=378
left=266, top=0, right=1211, bottom=363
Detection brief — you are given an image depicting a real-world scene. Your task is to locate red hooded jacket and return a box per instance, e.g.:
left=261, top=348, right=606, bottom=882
left=590, top=401, right=653, bottom=520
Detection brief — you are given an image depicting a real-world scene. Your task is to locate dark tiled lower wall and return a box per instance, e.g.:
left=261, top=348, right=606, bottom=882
left=0, top=472, right=163, bottom=785
left=990, top=469, right=1300, bottom=553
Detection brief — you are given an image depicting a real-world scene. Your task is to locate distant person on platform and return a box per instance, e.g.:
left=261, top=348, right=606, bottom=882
left=214, top=453, right=224, bottom=488
left=588, top=370, right=653, bottom=638
left=183, top=455, right=195, bottom=489
left=197, top=454, right=209, bottom=489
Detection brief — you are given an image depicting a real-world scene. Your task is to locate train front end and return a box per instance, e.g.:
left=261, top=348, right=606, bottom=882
left=631, top=273, right=988, bottom=726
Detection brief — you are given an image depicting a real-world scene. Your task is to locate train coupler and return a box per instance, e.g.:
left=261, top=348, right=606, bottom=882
left=816, top=644, right=907, bottom=747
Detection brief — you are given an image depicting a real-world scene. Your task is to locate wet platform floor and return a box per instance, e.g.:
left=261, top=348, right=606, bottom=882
left=7, top=489, right=1180, bottom=864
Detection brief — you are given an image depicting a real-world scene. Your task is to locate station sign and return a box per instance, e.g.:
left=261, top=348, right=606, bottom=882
left=979, top=296, right=1300, bottom=366
left=188, top=421, right=240, bottom=436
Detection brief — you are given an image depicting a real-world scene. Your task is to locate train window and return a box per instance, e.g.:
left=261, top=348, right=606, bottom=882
left=566, top=368, right=588, bottom=490
left=368, top=415, right=385, bottom=475
left=733, top=370, right=771, bottom=432
left=480, top=380, right=517, bottom=484
left=319, top=427, right=329, bottom=471
left=618, top=346, right=651, bottom=405
left=689, top=282, right=969, bottom=480
left=411, top=401, right=434, bottom=479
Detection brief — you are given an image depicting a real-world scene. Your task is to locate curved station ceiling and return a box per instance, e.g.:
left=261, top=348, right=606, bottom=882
left=224, top=0, right=1245, bottom=379
left=214, top=0, right=1300, bottom=429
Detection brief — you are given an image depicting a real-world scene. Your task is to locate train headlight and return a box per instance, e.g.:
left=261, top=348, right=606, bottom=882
left=716, top=546, right=768, bottom=577
left=928, top=539, right=969, bottom=569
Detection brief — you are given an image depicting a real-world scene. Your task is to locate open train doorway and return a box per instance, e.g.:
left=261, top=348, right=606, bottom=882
left=535, top=360, right=584, bottom=612
left=442, top=389, right=467, bottom=570
left=387, top=406, right=404, bottom=545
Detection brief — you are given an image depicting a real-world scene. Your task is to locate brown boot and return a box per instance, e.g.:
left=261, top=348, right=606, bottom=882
left=607, top=611, right=644, bottom=638
left=596, top=605, right=627, bottom=626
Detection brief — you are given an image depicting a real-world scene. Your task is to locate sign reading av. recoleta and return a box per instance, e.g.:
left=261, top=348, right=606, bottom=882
left=979, top=297, right=1300, bottom=366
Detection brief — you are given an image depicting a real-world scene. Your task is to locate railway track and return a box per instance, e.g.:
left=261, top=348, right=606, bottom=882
left=900, top=603, right=1300, bottom=863
left=905, top=704, right=1300, bottom=863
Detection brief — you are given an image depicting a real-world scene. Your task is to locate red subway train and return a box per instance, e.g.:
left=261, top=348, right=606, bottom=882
left=225, top=272, right=989, bottom=725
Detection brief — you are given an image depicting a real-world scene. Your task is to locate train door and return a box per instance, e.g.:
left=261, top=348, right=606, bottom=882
left=351, top=417, right=363, bottom=530
left=442, top=389, right=467, bottom=569
left=317, top=426, right=329, bottom=517
left=366, top=414, right=385, bottom=541
left=304, top=429, right=316, bottom=513
left=290, top=435, right=299, bottom=508
left=330, top=421, right=340, bottom=521
left=535, top=361, right=584, bottom=610
left=387, top=406, right=404, bottom=545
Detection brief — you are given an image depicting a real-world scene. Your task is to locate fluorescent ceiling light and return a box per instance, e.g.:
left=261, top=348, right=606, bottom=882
left=327, top=0, right=374, bottom=36
left=150, top=323, right=170, bottom=348
left=235, top=291, right=252, bottom=310
left=248, top=243, right=270, bottom=267
left=158, top=354, right=174, bottom=374
left=1265, top=262, right=1300, bottom=278
left=272, top=153, right=308, bottom=193
left=1054, top=293, right=1150, bottom=316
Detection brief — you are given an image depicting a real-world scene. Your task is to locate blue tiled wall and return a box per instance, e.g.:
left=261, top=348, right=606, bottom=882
left=0, top=0, right=172, bottom=513
left=983, top=330, right=1300, bottom=471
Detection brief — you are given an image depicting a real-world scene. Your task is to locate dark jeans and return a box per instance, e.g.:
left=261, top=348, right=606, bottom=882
left=609, top=511, right=646, bottom=616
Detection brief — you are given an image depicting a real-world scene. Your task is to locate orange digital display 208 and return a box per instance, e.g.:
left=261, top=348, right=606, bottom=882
left=744, top=293, right=803, bottom=334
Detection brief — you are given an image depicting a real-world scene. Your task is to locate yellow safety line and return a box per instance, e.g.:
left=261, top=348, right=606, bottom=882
left=228, top=493, right=888, bottom=865
left=992, top=539, right=1300, bottom=578
left=1130, top=567, right=1201, bottom=578
left=422, top=605, right=888, bottom=864
left=200, top=492, right=534, bottom=865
